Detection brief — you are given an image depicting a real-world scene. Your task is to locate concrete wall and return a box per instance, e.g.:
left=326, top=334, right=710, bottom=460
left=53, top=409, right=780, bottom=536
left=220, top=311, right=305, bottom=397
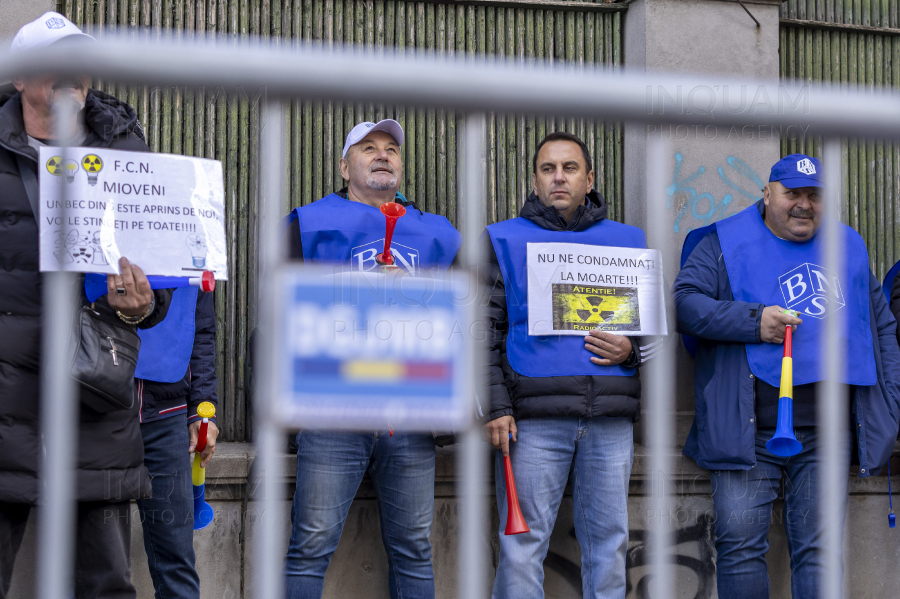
left=9, top=444, right=900, bottom=599
left=0, top=0, right=56, bottom=47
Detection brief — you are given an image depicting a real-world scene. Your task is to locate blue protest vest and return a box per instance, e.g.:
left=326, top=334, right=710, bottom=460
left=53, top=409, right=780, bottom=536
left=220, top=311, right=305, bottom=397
left=486, top=217, right=647, bottom=378
left=134, top=286, right=199, bottom=383
left=716, top=205, right=875, bottom=387
left=286, top=194, right=461, bottom=272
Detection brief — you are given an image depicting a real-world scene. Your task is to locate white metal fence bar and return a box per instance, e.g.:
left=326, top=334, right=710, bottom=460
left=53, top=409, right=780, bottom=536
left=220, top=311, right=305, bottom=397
left=2, top=38, right=900, bottom=137
left=36, top=108, right=80, bottom=599
left=458, top=112, right=488, bottom=599
left=254, top=100, right=287, bottom=599
left=820, top=138, right=847, bottom=599
left=646, top=136, right=674, bottom=599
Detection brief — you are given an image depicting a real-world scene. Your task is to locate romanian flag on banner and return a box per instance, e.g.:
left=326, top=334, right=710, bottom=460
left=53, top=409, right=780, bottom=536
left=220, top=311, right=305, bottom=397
left=293, top=357, right=454, bottom=399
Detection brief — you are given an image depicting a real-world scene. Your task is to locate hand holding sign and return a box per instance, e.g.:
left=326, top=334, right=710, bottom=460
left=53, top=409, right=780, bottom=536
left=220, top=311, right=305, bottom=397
left=584, top=330, right=633, bottom=366
left=105, top=257, right=153, bottom=316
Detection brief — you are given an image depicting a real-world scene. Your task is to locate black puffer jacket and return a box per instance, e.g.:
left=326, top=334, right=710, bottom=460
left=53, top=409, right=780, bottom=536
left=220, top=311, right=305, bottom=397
left=483, top=190, right=651, bottom=423
left=0, top=88, right=170, bottom=504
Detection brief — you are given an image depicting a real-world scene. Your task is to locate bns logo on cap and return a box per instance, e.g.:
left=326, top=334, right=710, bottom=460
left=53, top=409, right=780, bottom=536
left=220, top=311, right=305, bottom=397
left=796, top=158, right=816, bottom=176
left=45, top=17, right=66, bottom=29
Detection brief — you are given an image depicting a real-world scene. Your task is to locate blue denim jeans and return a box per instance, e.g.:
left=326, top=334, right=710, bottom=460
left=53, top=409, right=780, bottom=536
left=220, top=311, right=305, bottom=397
left=285, top=430, right=436, bottom=599
left=492, top=416, right=634, bottom=599
left=710, top=427, right=848, bottom=599
left=137, top=413, right=200, bottom=599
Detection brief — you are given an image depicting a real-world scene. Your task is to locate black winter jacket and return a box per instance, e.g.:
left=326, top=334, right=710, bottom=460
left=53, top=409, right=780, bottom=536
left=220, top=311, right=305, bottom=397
left=137, top=290, right=218, bottom=425
left=0, top=88, right=171, bottom=504
left=482, top=190, right=650, bottom=423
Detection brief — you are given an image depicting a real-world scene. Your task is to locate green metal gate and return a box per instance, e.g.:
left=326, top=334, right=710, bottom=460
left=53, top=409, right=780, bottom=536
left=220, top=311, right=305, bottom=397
left=780, top=0, right=900, bottom=279
left=56, top=0, right=625, bottom=441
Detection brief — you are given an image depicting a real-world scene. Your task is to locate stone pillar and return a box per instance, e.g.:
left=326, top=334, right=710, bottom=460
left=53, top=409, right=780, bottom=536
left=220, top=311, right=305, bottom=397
left=624, top=3, right=791, bottom=596
left=624, top=0, right=785, bottom=440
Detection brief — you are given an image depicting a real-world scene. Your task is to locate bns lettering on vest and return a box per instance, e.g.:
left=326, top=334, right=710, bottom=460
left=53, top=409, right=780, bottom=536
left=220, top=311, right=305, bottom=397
left=351, top=239, right=420, bottom=273
left=779, top=263, right=845, bottom=319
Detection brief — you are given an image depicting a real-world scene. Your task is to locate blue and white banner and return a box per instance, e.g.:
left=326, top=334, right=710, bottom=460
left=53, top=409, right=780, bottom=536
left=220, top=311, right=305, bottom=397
left=275, top=266, right=473, bottom=430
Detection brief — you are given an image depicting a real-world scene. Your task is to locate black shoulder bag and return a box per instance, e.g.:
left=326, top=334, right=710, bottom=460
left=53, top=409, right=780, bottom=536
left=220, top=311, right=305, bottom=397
left=18, top=153, right=141, bottom=413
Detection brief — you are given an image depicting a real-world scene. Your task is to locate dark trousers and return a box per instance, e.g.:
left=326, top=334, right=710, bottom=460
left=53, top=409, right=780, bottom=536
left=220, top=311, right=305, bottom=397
left=137, top=414, right=200, bottom=599
left=0, top=500, right=135, bottom=599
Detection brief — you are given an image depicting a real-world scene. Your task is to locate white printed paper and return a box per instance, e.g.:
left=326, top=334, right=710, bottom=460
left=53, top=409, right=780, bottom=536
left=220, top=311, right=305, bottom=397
left=39, top=147, right=228, bottom=279
left=527, top=242, right=666, bottom=336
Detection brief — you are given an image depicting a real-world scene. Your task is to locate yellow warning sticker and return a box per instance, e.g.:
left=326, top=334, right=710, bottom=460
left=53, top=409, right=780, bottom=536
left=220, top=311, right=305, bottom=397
left=551, top=284, right=641, bottom=332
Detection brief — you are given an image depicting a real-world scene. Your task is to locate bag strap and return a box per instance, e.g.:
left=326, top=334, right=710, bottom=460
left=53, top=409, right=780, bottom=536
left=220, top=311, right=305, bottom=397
left=15, top=153, right=39, bottom=219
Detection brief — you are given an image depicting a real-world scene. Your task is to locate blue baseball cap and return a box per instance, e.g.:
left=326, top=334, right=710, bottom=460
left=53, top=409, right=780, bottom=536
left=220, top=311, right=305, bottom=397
left=768, top=154, right=824, bottom=189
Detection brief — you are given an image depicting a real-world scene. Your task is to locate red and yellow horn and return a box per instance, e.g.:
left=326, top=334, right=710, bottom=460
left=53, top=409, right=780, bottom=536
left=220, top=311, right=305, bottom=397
left=765, top=324, right=803, bottom=457
left=192, top=401, right=216, bottom=530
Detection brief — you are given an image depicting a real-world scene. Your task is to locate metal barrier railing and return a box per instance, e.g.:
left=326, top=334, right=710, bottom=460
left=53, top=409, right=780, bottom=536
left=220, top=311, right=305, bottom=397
left=2, top=33, right=892, bottom=599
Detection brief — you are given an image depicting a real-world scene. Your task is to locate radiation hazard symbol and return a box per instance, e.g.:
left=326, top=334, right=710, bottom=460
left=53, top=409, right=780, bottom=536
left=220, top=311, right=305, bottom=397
left=82, top=154, right=103, bottom=186
left=46, top=156, right=65, bottom=176
left=82, top=154, right=103, bottom=172
left=551, top=284, right=641, bottom=332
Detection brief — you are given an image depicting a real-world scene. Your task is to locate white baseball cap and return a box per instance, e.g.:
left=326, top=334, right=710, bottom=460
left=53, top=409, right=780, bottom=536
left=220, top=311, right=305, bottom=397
left=341, top=119, right=404, bottom=158
left=11, top=12, right=96, bottom=54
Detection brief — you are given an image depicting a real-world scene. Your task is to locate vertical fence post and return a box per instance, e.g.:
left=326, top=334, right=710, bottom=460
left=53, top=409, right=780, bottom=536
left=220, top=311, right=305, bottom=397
left=36, top=103, right=80, bottom=599
left=646, top=135, right=673, bottom=599
left=819, top=138, right=847, bottom=599
left=254, top=98, right=286, bottom=599
left=458, top=111, right=488, bottom=599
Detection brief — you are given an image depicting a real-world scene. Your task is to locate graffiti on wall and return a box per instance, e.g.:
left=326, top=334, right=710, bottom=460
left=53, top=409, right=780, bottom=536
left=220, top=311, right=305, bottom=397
left=667, top=153, right=764, bottom=233
left=543, top=514, right=716, bottom=599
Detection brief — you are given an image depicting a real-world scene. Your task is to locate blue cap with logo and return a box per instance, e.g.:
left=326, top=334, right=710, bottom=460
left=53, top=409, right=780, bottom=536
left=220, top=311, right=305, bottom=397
left=769, top=153, right=824, bottom=189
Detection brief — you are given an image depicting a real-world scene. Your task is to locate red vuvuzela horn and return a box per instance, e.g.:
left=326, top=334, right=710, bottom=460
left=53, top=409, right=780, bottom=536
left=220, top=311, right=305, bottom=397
left=376, top=202, right=406, bottom=265
left=503, top=454, right=530, bottom=535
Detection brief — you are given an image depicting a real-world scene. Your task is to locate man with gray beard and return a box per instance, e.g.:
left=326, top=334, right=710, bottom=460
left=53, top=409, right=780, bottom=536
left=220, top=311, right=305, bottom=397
left=280, top=120, right=461, bottom=598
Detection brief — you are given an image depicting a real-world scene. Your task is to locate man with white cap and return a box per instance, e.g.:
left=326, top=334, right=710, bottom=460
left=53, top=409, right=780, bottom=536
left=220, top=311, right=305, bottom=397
left=0, top=13, right=218, bottom=599
left=0, top=12, right=175, bottom=599
left=280, top=120, right=461, bottom=598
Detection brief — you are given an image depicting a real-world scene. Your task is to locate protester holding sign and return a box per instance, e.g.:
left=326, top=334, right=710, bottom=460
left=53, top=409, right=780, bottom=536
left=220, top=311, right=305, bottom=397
left=280, top=120, right=461, bottom=599
left=482, top=132, right=660, bottom=599
left=673, top=154, right=900, bottom=599
left=12, top=14, right=228, bottom=597
left=0, top=13, right=175, bottom=599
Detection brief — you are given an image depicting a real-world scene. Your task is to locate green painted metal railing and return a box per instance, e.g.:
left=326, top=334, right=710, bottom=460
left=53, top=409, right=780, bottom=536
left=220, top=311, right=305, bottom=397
left=56, top=0, right=625, bottom=441
left=780, top=0, right=900, bottom=278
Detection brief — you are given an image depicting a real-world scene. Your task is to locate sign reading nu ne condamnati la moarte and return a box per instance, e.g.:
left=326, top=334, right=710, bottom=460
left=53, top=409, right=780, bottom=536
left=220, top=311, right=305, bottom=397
left=527, top=242, right=667, bottom=336
left=38, top=147, right=228, bottom=279
left=276, top=267, right=472, bottom=431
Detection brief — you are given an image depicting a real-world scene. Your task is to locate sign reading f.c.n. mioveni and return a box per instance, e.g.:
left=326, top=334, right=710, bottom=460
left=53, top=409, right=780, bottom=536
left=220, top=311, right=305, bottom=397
left=39, top=147, right=227, bottom=279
